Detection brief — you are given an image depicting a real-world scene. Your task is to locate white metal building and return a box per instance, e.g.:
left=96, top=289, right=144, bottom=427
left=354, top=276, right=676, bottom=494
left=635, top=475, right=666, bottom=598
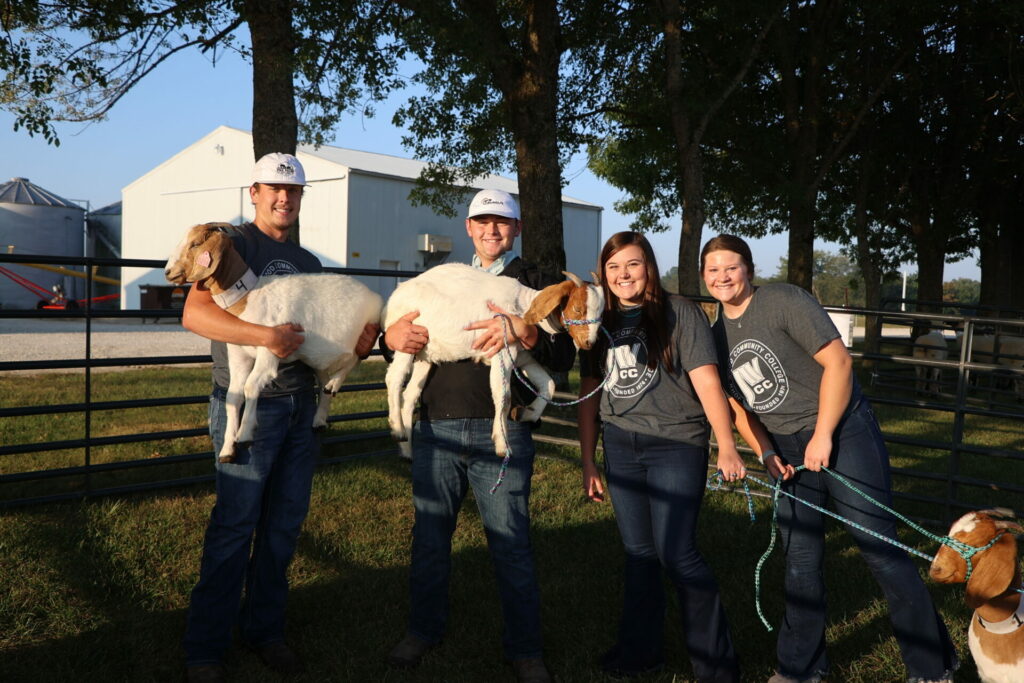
left=121, top=126, right=603, bottom=308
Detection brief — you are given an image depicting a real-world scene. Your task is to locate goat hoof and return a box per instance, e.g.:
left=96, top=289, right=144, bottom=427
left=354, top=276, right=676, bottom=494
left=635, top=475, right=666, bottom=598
left=313, top=424, right=327, bottom=433
left=398, top=442, right=413, bottom=461
left=217, top=454, right=236, bottom=464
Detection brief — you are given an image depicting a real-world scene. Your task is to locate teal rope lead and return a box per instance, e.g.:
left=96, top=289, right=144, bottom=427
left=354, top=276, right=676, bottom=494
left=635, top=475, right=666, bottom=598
left=708, top=466, right=1015, bottom=631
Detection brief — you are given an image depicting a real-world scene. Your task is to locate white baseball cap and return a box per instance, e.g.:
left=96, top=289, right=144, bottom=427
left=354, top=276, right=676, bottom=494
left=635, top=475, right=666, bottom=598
left=467, top=189, right=520, bottom=220
left=251, top=153, right=307, bottom=186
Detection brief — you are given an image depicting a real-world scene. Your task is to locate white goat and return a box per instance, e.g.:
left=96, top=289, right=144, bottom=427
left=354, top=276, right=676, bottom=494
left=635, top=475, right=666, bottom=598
left=913, top=330, right=949, bottom=395
left=382, top=263, right=604, bottom=459
left=929, top=509, right=1023, bottom=683
left=165, top=222, right=383, bottom=462
left=955, top=333, right=1024, bottom=400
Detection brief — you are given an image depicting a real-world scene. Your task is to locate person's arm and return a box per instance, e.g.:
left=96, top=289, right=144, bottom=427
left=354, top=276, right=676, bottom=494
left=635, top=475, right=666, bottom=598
left=803, top=338, right=854, bottom=471
left=355, top=323, right=380, bottom=359
left=467, top=302, right=539, bottom=357
left=182, top=281, right=304, bottom=358
left=577, top=375, right=605, bottom=502
left=383, top=310, right=429, bottom=354
left=727, top=395, right=795, bottom=481
left=688, top=364, right=746, bottom=480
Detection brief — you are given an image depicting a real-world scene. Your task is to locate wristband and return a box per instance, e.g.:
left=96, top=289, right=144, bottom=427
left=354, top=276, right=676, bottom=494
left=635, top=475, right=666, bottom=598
left=759, top=449, right=777, bottom=465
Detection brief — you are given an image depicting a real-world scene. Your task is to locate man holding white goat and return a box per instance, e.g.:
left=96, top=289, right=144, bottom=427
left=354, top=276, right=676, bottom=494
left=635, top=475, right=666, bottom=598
left=181, top=153, right=378, bottom=682
left=384, top=189, right=574, bottom=683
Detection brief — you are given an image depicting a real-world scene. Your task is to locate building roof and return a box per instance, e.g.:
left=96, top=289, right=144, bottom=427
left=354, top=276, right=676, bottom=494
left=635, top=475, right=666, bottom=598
left=0, top=177, right=84, bottom=210
left=210, top=127, right=599, bottom=210
left=91, top=200, right=122, bottom=216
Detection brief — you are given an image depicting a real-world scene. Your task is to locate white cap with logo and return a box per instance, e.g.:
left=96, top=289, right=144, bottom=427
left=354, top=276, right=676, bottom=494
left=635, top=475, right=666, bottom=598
left=251, top=153, right=307, bottom=186
left=467, top=189, right=520, bottom=220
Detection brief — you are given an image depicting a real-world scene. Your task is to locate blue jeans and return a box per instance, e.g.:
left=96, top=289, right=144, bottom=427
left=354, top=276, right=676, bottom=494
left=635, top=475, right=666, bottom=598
left=407, top=418, right=542, bottom=660
left=183, top=387, right=319, bottom=665
left=772, top=400, right=956, bottom=681
left=603, top=423, right=739, bottom=683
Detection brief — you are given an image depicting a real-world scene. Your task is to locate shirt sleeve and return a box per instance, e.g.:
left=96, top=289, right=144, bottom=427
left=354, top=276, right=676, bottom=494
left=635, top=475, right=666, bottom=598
left=779, top=286, right=840, bottom=357
left=673, top=298, right=719, bottom=373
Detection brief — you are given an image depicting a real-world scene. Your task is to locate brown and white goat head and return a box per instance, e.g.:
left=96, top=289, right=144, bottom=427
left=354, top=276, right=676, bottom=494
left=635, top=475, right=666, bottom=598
left=165, top=222, right=234, bottom=285
left=523, top=271, right=604, bottom=350
left=930, top=509, right=1023, bottom=683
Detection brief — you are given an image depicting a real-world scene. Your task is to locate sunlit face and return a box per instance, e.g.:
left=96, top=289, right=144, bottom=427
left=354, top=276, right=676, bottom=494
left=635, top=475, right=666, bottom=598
left=702, top=249, right=753, bottom=309
left=604, top=244, right=648, bottom=306
left=250, top=183, right=303, bottom=238
left=466, top=214, right=521, bottom=267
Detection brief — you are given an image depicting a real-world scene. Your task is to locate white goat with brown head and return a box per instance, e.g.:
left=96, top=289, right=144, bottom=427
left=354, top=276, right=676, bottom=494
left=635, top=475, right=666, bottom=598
left=165, top=222, right=383, bottom=462
left=382, top=262, right=604, bottom=459
left=929, top=509, right=1023, bottom=683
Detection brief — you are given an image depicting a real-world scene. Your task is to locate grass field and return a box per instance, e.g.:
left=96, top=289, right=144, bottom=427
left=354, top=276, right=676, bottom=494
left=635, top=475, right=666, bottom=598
left=2, top=358, right=1020, bottom=681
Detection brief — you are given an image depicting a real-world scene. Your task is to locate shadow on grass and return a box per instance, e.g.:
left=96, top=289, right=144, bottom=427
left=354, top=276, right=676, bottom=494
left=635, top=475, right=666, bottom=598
left=1, top=455, right=979, bottom=682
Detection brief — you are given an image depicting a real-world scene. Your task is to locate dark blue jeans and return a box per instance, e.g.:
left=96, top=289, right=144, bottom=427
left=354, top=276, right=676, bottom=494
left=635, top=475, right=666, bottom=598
left=771, top=400, right=956, bottom=681
left=407, top=418, right=542, bottom=660
left=183, top=387, right=319, bottom=666
left=603, top=423, right=739, bottom=683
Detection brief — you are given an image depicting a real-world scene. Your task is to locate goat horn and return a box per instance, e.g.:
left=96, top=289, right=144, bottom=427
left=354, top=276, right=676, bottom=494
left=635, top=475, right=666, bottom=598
left=993, top=520, right=1023, bottom=533
left=590, top=270, right=600, bottom=284
left=562, top=271, right=584, bottom=287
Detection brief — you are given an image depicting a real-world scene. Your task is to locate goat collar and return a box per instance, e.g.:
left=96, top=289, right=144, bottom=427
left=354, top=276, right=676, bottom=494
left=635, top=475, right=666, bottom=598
left=976, top=591, right=1024, bottom=634
left=561, top=313, right=601, bottom=327
left=211, top=269, right=258, bottom=310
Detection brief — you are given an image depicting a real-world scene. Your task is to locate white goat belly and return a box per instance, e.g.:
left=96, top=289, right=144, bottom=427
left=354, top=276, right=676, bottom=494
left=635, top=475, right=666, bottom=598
left=970, top=617, right=1024, bottom=683
left=382, top=263, right=530, bottom=364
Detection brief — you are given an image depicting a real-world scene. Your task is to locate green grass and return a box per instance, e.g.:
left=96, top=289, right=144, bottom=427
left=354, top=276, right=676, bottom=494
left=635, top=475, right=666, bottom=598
left=2, top=359, right=1015, bottom=681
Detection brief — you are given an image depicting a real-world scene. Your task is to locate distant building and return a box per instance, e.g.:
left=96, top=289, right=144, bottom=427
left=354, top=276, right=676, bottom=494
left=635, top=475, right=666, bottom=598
left=0, top=177, right=87, bottom=309
left=120, top=125, right=603, bottom=308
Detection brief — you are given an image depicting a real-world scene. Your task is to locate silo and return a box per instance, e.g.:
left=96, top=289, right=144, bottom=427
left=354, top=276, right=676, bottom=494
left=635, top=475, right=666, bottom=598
left=0, top=177, right=87, bottom=309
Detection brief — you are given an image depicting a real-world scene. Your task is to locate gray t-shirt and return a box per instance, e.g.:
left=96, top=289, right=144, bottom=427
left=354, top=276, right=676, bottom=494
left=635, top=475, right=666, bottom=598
left=581, top=295, right=717, bottom=445
left=710, top=283, right=860, bottom=434
left=210, top=223, right=323, bottom=395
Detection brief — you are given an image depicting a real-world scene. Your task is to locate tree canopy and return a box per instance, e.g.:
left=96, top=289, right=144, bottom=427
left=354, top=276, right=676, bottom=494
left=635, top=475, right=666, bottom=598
left=3, top=0, right=1022, bottom=314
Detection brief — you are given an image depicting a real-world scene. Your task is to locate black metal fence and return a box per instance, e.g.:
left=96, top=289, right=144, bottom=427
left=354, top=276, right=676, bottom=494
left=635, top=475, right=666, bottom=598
left=2, top=253, right=1022, bottom=524
left=0, top=253, right=419, bottom=508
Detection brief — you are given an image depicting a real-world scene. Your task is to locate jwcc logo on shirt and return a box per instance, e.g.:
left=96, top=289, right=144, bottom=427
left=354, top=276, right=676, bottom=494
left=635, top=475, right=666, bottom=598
left=728, top=339, right=789, bottom=412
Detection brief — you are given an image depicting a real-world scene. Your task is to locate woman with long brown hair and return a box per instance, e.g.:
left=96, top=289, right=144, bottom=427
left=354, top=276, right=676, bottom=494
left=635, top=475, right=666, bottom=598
left=577, top=231, right=744, bottom=681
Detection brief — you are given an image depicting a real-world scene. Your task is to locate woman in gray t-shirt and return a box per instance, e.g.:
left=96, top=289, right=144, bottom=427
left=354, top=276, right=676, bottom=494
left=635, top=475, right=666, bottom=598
left=577, top=232, right=743, bottom=681
left=701, top=234, right=957, bottom=683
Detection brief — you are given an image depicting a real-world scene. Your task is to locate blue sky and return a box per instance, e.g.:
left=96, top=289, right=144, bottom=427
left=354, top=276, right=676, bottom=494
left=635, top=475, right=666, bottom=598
left=1, top=43, right=980, bottom=282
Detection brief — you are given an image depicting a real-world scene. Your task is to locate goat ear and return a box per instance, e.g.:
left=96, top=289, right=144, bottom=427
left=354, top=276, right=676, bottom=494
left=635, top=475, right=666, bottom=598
left=187, top=230, right=228, bottom=281
left=964, top=532, right=1018, bottom=609
left=524, top=280, right=575, bottom=325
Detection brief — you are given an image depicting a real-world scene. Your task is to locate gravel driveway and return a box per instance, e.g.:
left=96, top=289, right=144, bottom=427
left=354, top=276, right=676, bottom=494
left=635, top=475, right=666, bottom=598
left=0, top=318, right=210, bottom=365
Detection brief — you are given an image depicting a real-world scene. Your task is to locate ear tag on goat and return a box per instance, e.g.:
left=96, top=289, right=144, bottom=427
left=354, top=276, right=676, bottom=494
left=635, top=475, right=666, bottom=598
left=197, top=251, right=212, bottom=268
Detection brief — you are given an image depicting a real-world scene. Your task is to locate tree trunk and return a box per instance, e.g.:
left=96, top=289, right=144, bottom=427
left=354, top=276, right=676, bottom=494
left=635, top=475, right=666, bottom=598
left=911, top=207, right=945, bottom=333
left=678, top=146, right=705, bottom=296
left=504, top=0, right=565, bottom=277
left=852, top=168, right=881, bottom=362
left=787, top=190, right=815, bottom=291
left=243, top=0, right=300, bottom=243
left=244, top=0, right=298, bottom=161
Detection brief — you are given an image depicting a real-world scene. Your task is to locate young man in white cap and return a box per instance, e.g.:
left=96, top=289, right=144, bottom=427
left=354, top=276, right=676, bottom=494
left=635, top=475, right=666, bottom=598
left=383, top=188, right=574, bottom=683
left=181, top=153, right=378, bottom=682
